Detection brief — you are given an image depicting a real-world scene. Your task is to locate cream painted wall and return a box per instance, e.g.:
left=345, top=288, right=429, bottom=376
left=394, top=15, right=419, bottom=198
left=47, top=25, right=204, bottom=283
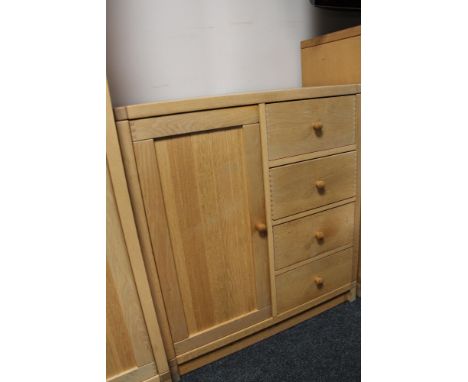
left=107, top=0, right=359, bottom=106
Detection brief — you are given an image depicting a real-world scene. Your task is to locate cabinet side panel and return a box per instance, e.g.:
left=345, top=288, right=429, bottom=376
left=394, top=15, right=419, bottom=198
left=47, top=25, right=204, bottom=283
left=155, top=128, right=258, bottom=334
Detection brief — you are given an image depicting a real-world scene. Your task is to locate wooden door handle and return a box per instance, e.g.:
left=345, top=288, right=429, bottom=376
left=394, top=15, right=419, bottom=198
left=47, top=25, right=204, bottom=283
left=254, top=222, right=268, bottom=234
left=312, top=122, right=323, bottom=131
left=314, top=231, right=325, bottom=240
left=314, top=276, right=324, bottom=287
left=315, top=180, right=326, bottom=190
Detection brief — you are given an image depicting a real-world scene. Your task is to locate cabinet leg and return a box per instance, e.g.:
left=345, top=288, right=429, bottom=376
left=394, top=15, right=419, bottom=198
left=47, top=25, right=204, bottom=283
left=347, top=286, right=357, bottom=302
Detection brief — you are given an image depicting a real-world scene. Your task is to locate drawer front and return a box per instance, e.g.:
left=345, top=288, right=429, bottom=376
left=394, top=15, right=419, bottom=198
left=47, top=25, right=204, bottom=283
left=273, top=203, right=355, bottom=270
left=266, top=96, right=355, bottom=160
left=276, top=247, right=353, bottom=313
left=270, top=151, right=357, bottom=220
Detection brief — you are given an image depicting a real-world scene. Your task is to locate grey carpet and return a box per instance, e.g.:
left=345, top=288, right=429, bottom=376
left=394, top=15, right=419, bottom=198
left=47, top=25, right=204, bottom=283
left=181, top=298, right=360, bottom=382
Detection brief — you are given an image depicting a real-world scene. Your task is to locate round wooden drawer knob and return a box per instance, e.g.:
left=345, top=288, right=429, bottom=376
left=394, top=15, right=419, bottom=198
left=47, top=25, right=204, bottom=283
left=314, top=276, right=324, bottom=287
left=255, top=222, right=268, bottom=234
left=314, top=231, right=325, bottom=240
left=312, top=122, right=323, bottom=131
left=315, top=180, right=326, bottom=190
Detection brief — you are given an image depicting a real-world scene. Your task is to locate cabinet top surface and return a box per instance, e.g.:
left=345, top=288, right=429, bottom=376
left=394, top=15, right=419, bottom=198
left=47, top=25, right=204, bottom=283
left=113, top=84, right=361, bottom=122
left=301, top=25, right=361, bottom=49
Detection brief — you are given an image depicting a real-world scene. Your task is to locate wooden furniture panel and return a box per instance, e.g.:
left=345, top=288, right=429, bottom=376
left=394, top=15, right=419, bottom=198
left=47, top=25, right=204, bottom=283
left=273, top=202, right=355, bottom=270
left=276, top=247, right=353, bottom=314
left=301, top=26, right=361, bottom=87
left=155, top=128, right=259, bottom=333
left=113, top=86, right=361, bottom=376
left=266, top=96, right=355, bottom=160
left=133, top=121, right=271, bottom=356
left=132, top=140, right=189, bottom=344
left=106, top=164, right=155, bottom=379
left=270, top=151, right=357, bottom=219
left=130, top=106, right=258, bottom=141
left=116, top=120, right=179, bottom=365
left=107, top=83, right=170, bottom=382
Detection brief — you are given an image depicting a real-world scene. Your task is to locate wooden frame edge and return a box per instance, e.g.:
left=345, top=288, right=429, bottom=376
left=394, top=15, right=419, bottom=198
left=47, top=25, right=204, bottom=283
left=300, top=25, right=361, bottom=49
left=352, top=94, right=361, bottom=283
left=119, top=85, right=361, bottom=120
left=258, top=103, right=277, bottom=317
left=130, top=105, right=259, bottom=141
left=107, top=82, right=170, bottom=377
left=107, top=362, right=158, bottom=382
left=115, top=119, right=179, bottom=366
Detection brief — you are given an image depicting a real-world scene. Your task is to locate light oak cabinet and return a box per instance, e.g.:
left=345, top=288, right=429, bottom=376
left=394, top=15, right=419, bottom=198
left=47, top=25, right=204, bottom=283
left=114, top=85, right=360, bottom=377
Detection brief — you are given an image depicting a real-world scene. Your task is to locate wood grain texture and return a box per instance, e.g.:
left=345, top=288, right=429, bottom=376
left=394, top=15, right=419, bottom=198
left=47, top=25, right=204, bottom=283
left=272, top=197, right=356, bottom=226
left=114, top=85, right=361, bottom=121
left=266, top=96, right=355, bottom=160
left=133, top=140, right=189, bottom=343
left=273, top=202, right=355, bottom=270
left=301, top=25, right=361, bottom=49
left=173, top=306, right=271, bottom=355
left=106, top=261, right=138, bottom=376
left=275, top=244, right=353, bottom=276
left=130, top=106, right=258, bottom=141
left=270, top=151, right=357, bottom=219
left=116, top=120, right=178, bottom=361
left=259, top=103, right=278, bottom=316
left=107, top=363, right=158, bottom=382
left=107, top=83, right=169, bottom=377
left=276, top=248, right=353, bottom=313
left=154, top=127, right=266, bottom=334
left=242, top=123, right=271, bottom=310
left=302, top=31, right=360, bottom=87
left=106, top=165, right=153, bottom=376
left=269, top=144, right=356, bottom=168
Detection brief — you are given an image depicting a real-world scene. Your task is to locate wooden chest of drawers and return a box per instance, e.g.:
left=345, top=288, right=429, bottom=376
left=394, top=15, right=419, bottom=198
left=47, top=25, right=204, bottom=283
left=113, top=85, right=360, bottom=378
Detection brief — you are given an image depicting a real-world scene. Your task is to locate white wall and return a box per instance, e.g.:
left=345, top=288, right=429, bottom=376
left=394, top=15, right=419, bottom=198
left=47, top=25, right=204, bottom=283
left=107, top=0, right=360, bottom=106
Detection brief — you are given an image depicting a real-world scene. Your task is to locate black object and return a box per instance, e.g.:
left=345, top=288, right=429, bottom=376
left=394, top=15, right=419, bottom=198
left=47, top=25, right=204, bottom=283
left=312, top=0, right=361, bottom=10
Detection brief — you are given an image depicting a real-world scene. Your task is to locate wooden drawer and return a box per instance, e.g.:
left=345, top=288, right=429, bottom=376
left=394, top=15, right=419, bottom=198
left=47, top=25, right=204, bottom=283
left=276, top=247, right=353, bottom=314
left=273, top=202, right=355, bottom=270
left=266, top=96, right=355, bottom=160
left=270, top=151, right=357, bottom=220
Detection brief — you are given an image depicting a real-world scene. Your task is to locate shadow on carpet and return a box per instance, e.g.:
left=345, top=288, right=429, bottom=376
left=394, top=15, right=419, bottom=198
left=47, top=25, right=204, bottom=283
left=181, top=298, right=360, bottom=382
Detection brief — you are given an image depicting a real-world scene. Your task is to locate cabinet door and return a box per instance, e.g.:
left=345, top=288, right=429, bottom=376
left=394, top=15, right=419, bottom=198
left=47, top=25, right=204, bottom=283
left=133, top=123, right=271, bottom=355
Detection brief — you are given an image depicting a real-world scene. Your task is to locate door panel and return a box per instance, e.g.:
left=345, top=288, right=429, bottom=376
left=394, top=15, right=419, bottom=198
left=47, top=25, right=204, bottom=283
left=134, top=123, right=271, bottom=351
